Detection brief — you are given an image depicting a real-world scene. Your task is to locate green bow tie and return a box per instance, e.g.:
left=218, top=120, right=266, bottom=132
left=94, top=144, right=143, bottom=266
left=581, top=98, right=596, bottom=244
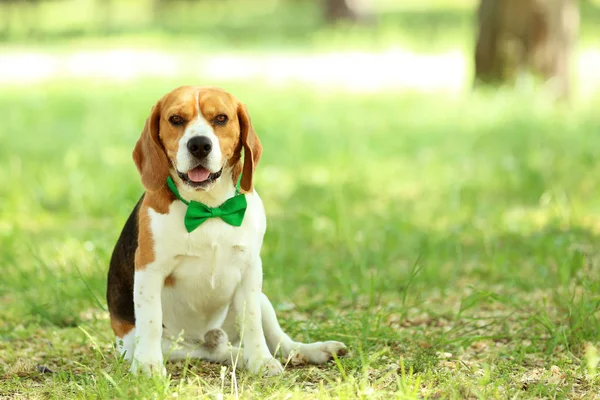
left=166, top=176, right=247, bottom=232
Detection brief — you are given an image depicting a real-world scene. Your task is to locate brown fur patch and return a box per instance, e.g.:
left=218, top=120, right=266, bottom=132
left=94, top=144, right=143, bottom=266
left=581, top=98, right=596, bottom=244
left=237, top=102, right=262, bottom=193
left=110, top=315, right=135, bottom=338
left=229, top=155, right=242, bottom=189
left=135, top=186, right=174, bottom=271
left=164, top=273, right=176, bottom=287
left=145, top=185, right=174, bottom=214
left=135, top=203, right=154, bottom=271
left=133, top=102, right=169, bottom=192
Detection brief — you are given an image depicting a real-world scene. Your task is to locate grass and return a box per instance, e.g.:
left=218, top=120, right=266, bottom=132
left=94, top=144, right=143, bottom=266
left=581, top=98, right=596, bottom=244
left=1, top=1, right=600, bottom=397
left=0, top=79, right=599, bottom=398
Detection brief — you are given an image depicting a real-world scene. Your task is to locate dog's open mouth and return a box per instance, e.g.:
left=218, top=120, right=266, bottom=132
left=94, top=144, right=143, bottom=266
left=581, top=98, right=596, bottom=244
left=178, top=166, right=222, bottom=188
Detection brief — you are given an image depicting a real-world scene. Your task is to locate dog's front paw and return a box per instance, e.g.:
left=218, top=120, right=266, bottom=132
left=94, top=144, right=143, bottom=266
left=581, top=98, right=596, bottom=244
left=131, top=353, right=166, bottom=377
left=247, top=356, right=283, bottom=376
left=289, top=341, right=348, bottom=366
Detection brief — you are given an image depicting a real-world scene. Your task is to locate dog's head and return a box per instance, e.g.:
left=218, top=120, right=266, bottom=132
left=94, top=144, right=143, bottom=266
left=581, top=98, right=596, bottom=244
left=133, top=86, right=262, bottom=194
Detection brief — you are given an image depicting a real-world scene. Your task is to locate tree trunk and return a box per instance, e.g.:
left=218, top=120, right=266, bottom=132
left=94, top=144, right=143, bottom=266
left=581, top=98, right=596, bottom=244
left=96, top=0, right=114, bottom=33
left=323, top=0, right=367, bottom=23
left=474, top=0, right=579, bottom=99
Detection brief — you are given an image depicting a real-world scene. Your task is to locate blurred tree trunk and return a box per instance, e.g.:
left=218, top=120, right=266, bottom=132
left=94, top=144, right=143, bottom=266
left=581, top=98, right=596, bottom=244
left=474, top=0, right=579, bottom=99
left=153, top=0, right=165, bottom=25
left=0, top=0, right=41, bottom=38
left=323, top=0, right=369, bottom=23
left=96, top=0, right=114, bottom=33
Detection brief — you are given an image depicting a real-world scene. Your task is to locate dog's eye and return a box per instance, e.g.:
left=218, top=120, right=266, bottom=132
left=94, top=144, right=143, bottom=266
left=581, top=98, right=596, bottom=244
left=169, top=115, right=185, bottom=126
left=214, top=114, right=228, bottom=125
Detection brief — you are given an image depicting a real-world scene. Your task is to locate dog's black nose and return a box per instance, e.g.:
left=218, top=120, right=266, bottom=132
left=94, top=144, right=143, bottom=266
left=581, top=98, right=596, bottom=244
left=187, top=136, right=212, bottom=158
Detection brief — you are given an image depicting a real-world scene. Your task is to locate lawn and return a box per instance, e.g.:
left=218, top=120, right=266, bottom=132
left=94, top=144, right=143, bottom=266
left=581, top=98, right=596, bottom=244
left=1, top=80, right=599, bottom=399
left=1, top=1, right=600, bottom=399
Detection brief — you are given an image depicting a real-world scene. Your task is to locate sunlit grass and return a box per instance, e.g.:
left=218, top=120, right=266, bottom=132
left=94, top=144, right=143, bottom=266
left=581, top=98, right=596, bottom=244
left=0, top=78, right=599, bottom=398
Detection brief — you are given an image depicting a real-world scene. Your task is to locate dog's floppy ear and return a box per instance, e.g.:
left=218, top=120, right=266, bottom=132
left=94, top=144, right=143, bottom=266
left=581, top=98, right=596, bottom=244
left=132, top=101, right=169, bottom=192
left=237, top=102, right=262, bottom=193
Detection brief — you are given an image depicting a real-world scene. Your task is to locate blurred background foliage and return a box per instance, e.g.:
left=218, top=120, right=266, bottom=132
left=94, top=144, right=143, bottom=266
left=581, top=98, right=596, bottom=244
left=2, top=0, right=600, bottom=99
left=0, top=0, right=598, bottom=50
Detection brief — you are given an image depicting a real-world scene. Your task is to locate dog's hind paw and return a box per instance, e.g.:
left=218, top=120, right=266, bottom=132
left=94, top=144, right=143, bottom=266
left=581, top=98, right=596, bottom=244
left=289, top=341, right=347, bottom=366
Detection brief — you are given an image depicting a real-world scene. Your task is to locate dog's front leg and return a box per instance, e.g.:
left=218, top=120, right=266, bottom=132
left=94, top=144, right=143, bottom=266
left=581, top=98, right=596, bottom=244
left=131, top=264, right=168, bottom=377
left=235, top=256, right=283, bottom=376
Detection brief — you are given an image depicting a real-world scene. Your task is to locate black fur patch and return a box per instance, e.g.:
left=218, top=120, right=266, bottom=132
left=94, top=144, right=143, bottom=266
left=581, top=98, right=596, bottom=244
left=106, top=195, right=144, bottom=325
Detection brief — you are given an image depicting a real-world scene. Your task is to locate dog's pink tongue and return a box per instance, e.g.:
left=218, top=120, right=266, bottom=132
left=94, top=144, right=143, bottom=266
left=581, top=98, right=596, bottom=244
left=187, top=166, right=210, bottom=182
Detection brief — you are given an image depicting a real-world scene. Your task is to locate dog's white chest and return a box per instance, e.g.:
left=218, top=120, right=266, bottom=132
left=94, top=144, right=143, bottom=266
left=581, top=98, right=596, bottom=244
left=147, top=192, right=266, bottom=340
left=174, top=220, right=250, bottom=293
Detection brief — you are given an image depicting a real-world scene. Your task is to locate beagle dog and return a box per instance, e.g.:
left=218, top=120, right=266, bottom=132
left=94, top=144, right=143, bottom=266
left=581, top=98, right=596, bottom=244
left=107, top=86, right=347, bottom=376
